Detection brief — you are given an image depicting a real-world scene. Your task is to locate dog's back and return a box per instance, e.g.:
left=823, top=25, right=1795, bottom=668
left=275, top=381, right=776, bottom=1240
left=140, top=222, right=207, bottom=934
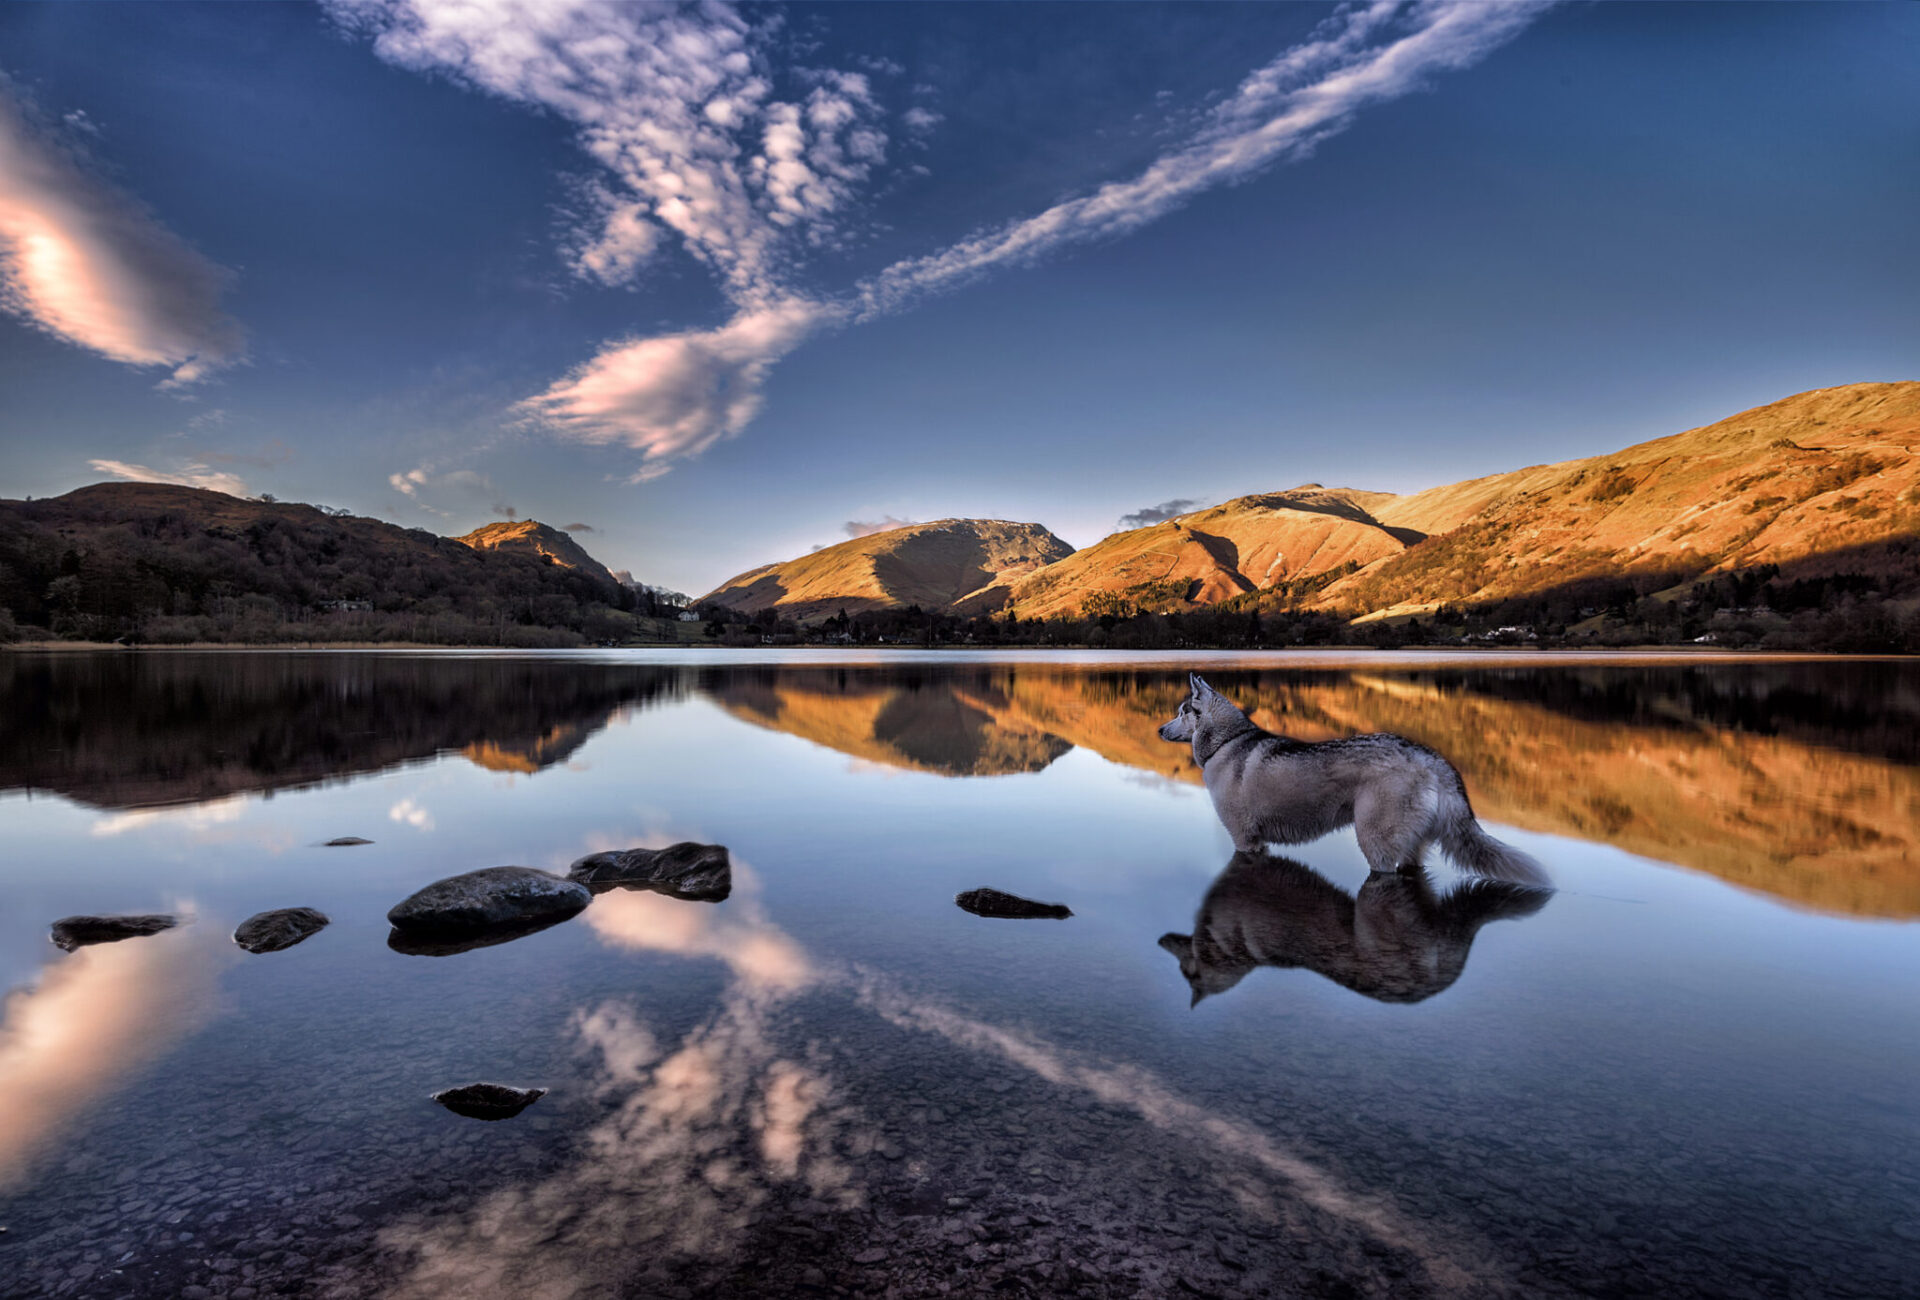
left=1160, top=675, right=1547, bottom=884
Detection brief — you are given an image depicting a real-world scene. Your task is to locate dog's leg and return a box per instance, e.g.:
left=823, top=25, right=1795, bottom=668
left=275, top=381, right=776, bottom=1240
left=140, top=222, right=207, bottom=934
left=1354, top=783, right=1427, bottom=874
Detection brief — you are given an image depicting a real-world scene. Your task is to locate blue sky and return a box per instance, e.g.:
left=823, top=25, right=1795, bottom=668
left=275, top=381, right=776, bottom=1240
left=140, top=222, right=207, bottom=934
left=1, top=2, right=1915, bottom=595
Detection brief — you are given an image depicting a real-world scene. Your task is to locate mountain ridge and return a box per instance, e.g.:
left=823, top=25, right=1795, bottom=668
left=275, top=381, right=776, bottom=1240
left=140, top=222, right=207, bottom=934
left=700, top=381, right=1920, bottom=624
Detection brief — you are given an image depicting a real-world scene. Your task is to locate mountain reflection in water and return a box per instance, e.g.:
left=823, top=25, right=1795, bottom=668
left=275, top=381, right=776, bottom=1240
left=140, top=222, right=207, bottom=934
left=2, top=653, right=1917, bottom=917
left=2, top=650, right=1917, bottom=1300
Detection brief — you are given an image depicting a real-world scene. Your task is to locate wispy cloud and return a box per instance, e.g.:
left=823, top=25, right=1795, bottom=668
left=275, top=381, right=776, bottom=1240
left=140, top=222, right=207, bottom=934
left=88, top=457, right=248, bottom=497
left=0, top=86, right=242, bottom=387
left=842, top=514, right=915, bottom=539
left=1117, top=498, right=1201, bottom=531
left=387, top=463, right=511, bottom=518
left=339, top=1, right=1551, bottom=477
left=388, top=796, right=434, bottom=830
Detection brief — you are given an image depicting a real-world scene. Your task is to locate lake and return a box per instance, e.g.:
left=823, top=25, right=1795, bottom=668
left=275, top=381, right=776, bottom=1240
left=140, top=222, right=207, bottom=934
left=1, top=649, right=1916, bottom=1299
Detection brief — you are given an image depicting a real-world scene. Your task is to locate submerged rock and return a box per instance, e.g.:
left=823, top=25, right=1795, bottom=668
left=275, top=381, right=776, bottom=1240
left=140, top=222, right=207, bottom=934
left=567, top=841, right=732, bottom=902
left=386, top=913, right=577, bottom=957
left=323, top=836, right=373, bottom=847
left=431, top=1083, right=546, bottom=1121
left=387, top=866, right=591, bottom=936
left=233, top=907, right=330, bottom=954
left=49, top=914, right=178, bottom=952
left=954, top=888, right=1073, bottom=920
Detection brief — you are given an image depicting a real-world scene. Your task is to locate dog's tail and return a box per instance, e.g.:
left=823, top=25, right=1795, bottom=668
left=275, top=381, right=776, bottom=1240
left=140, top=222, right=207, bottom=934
left=1439, top=787, right=1550, bottom=887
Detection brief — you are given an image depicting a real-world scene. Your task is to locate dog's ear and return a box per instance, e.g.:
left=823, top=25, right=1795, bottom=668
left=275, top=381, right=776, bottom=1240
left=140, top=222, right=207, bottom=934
left=1188, top=672, right=1213, bottom=698
left=1157, top=932, right=1193, bottom=960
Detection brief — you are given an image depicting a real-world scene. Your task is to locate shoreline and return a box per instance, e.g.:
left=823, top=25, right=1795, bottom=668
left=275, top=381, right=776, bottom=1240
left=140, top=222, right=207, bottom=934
left=2, top=639, right=1911, bottom=663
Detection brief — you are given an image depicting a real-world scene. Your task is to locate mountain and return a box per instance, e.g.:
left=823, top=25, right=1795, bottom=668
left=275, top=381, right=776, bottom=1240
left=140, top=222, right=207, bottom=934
left=0, top=483, right=636, bottom=645
left=702, top=518, right=1074, bottom=621
left=1003, top=486, right=1418, bottom=620
left=458, top=519, right=620, bottom=587
left=1326, top=381, right=1920, bottom=617
left=703, top=382, right=1918, bottom=627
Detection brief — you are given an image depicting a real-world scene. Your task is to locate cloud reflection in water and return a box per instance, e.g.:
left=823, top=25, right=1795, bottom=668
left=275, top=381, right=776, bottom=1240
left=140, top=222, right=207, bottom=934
left=0, top=916, right=220, bottom=1190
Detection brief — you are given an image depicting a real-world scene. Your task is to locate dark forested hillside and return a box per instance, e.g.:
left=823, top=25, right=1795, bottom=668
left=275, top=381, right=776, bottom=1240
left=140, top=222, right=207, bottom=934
left=0, top=483, right=640, bottom=644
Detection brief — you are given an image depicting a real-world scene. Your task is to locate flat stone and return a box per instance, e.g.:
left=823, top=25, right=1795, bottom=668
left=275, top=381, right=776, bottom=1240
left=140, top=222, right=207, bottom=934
left=322, top=837, right=373, bottom=847
left=954, top=889, right=1072, bottom=920
left=233, top=908, right=330, bottom=954
left=49, top=914, right=177, bottom=952
left=387, top=866, right=590, bottom=934
left=431, top=1083, right=546, bottom=1121
left=566, top=841, right=731, bottom=902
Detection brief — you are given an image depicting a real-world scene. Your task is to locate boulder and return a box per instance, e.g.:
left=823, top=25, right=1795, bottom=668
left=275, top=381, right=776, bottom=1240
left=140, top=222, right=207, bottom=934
left=567, top=842, right=732, bottom=902
left=954, top=888, right=1073, bottom=920
left=323, top=836, right=373, bottom=847
left=49, top=914, right=178, bottom=952
left=233, top=907, right=330, bottom=954
left=431, top=1083, right=546, bottom=1121
left=387, top=866, right=591, bottom=936
left=387, top=913, right=576, bottom=957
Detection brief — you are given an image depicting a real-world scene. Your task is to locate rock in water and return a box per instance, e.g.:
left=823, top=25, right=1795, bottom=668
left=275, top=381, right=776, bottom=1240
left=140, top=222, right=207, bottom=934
left=49, top=914, right=178, bottom=951
left=323, top=836, right=373, bottom=847
left=567, top=841, right=732, bottom=902
left=233, top=907, right=330, bottom=954
left=954, top=888, right=1073, bottom=920
left=431, top=1083, right=546, bottom=1121
left=387, top=866, right=591, bottom=935
left=386, top=913, right=577, bottom=957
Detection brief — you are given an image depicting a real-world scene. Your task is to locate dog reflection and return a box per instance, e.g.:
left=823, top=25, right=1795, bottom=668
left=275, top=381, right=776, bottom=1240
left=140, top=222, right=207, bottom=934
left=1159, top=853, right=1548, bottom=1006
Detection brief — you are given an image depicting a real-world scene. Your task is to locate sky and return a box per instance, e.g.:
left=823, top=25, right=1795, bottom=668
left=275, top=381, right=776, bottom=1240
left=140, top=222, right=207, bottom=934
left=0, top=1, right=1915, bottom=596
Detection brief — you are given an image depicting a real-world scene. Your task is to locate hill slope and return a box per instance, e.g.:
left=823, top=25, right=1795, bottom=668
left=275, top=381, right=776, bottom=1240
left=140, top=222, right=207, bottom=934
left=1003, top=487, right=1418, bottom=620
left=702, top=519, right=1074, bottom=620
left=0, top=483, right=635, bottom=644
left=1329, top=381, right=1920, bottom=615
left=458, top=519, right=620, bottom=587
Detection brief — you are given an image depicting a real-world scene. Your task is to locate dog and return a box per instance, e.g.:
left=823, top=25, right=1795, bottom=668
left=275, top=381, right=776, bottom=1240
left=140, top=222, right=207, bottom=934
left=1157, top=673, right=1549, bottom=886
left=1159, top=852, right=1549, bottom=1005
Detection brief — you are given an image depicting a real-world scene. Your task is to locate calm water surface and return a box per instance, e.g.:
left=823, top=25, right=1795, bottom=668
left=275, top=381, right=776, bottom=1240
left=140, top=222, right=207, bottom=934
left=1, top=649, right=1916, bottom=1299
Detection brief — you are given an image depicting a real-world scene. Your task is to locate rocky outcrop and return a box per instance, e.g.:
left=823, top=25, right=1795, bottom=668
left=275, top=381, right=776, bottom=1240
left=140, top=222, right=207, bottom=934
left=387, top=867, right=591, bottom=935
left=431, top=1083, right=547, bottom=1121
left=233, top=907, right=330, bottom=954
left=954, top=888, right=1073, bottom=920
left=567, top=842, right=732, bottom=902
left=49, top=914, right=178, bottom=951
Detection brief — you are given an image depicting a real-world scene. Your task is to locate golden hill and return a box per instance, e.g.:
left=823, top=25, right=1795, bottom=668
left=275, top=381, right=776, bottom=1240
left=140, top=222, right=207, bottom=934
left=457, top=519, right=620, bottom=588
left=1330, top=380, right=1920, bottom=616
left=1004, top=487, right=1418, bottom=620
left=711, top=664, right=1920, bottom=920
left=702, top=519, right=1073, bottom=621
left=705, top=382, right=1918, bottom=624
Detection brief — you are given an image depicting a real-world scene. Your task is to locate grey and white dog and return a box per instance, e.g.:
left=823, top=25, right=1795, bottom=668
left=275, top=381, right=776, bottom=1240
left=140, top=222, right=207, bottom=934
left=1158, top=674, right=1549, bottom=886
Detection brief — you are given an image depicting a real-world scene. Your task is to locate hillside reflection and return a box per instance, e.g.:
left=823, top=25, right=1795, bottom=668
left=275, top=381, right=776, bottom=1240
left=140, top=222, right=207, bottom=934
left=0, top=653, right=683, bottom=810
left=711, top=661, right=1920, bottom=918
left=3, top=654, right=1917, bottom=918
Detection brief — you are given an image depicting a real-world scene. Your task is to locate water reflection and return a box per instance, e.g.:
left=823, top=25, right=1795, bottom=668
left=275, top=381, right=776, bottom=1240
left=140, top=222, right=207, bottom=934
left=4, top=652, right=1918, bottom=916
left=1161, top=853, right=1550, bottom=1005
left=0, top=652, right=681, bottom=809
left=0, top=920, right=221, bottom=1190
